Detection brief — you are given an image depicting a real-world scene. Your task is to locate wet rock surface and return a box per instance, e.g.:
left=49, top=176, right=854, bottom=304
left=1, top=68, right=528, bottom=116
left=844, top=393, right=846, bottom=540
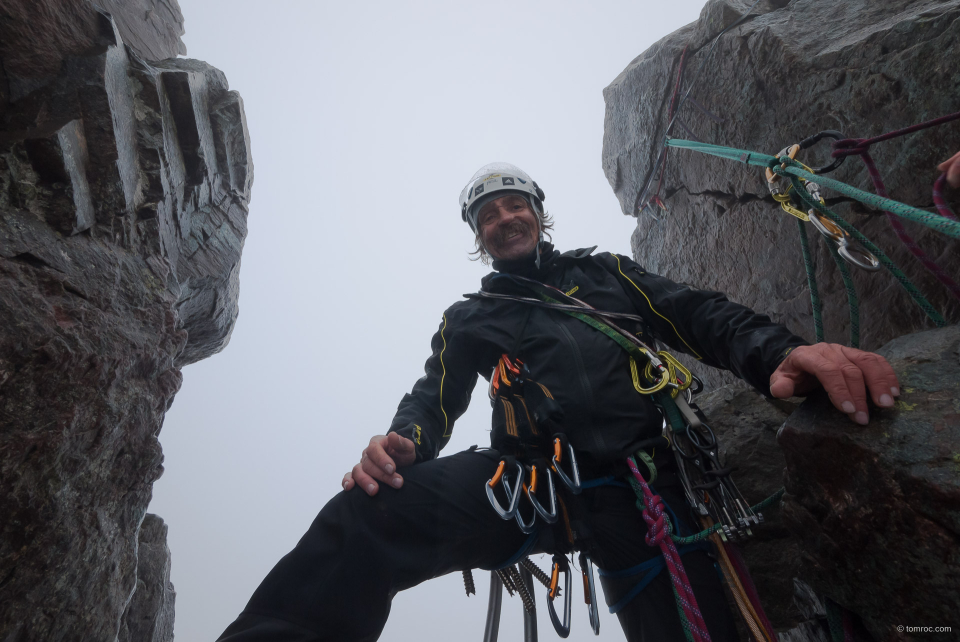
left=778, top=325, right=960, bottom=641
left=603, top=0, right=960, bottom=389
left=0, top=1, right=251, bottom=640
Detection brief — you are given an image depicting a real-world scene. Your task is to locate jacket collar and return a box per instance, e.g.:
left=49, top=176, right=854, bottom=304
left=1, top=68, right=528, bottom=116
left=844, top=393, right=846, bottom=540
left=480, top=244, right=597, bottom=289
left=490, top=243, right=560, bottom=277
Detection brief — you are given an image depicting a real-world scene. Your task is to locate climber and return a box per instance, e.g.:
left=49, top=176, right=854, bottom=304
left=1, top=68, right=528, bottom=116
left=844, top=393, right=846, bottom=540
left=217, top=162, right=900, bottom=642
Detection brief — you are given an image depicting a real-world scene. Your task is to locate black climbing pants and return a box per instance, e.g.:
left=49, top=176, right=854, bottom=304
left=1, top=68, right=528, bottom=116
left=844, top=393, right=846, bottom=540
left=216, top=449, right=739, bottom=642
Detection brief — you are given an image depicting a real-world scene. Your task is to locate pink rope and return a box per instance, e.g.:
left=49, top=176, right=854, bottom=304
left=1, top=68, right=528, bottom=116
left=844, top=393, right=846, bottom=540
left=627, top=457, right=712, bottom=642
left=726, top=543, right=778, bottom=641
left=649, top=46, right=689, bottom=211
left=842, top=608, right=855, bottom=642
left=831, top=111, right=960, bottom=157
left=855, top=151, right=960, bottom=300
left=933, top=173, right=958, bottom=221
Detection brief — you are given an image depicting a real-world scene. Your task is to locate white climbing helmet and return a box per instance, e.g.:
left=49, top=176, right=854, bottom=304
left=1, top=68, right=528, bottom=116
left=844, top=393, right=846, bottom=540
left=459, top=162, right=546, bottom=233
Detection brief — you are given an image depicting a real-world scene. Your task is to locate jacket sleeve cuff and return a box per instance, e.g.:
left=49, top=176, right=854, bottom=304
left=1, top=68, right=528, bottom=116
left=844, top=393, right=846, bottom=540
left=389, top=422, right=437, bottom=463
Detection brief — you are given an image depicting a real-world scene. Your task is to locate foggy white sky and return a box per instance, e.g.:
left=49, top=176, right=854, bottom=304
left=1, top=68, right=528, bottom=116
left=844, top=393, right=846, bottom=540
left=148, top=1, right=708, bottom=640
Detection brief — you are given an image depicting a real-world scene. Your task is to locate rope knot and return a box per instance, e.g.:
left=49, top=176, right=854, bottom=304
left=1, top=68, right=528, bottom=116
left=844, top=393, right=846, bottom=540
left=831, top=138, right=869, bottom=158
left=641, top=493, right=671, bottom=546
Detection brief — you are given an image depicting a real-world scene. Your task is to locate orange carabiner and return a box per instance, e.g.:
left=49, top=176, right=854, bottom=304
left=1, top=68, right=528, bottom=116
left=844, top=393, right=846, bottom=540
left=489, top=460, right=505, bottom=488
left=549, top=561, right=560, bottom=600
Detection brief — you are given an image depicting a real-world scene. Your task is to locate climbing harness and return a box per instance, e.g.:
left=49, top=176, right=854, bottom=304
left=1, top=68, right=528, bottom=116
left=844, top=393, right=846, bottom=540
left=474, top=349, right=597, bottom=639
left=468, top=275, right=787, bottom=641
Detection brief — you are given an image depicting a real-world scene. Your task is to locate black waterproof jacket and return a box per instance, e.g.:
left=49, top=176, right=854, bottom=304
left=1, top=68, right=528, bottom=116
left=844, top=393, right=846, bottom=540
left=389, top=245, right=806, bottom=471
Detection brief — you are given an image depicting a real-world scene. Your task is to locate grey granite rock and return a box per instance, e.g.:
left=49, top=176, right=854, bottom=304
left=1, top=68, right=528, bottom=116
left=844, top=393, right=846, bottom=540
left=778, top=325, right=960, bottom=641
left=119, top=514, right=176, bottom=642
left=0, top=1, right=251, bottom=640
left=603, top=0, right=960, bottom=389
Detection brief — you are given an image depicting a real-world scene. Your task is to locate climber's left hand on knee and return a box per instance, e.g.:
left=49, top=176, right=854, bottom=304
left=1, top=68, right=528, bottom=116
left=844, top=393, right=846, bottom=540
left=769, top=343, right=900, bottom=425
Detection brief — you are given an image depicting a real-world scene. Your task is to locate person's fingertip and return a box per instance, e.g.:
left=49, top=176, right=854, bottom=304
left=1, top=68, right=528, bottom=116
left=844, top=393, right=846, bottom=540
left=392, top=477, right=403, bottom=488
left=879, top=394, right=893, bottom=407
left=841, top=401, right=856, bottom=414
left=384, top=463, right=395, bottom=475
left=366, top=483, right=376, bottom=494
left=891, top=386, right=900, bottom=397
left=854, top=411, right=868, bottom=425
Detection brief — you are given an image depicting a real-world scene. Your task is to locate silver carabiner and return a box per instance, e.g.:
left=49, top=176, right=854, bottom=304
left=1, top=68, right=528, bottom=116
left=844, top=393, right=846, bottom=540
left=551, top=438, right=581, bottom=495
left=526, top=465, right=558, bottom=524
left=503, top=472, right=537, bottom=534
left=547, top=557, right=572, bottom=638
left=486, top=459, right=524, bottom=520
left=838, top=239, right=881, bottom=271
left=580, top=553, right=600, bottom=636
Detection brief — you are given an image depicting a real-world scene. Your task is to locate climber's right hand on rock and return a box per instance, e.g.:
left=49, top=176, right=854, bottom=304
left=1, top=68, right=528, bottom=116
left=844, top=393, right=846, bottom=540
left=342, top=433, right=416, bottom=496
left=938, top=150, right=960, bottom=188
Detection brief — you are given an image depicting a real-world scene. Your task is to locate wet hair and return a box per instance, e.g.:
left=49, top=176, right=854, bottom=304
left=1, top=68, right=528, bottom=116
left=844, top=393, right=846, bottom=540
left=468, top=195, right=554, bottom=265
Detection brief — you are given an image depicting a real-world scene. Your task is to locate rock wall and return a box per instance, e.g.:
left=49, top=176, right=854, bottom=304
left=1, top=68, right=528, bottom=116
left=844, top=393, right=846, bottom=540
left=602, top=0, right=960, bottom=389
left=0, top=1, right=252, bottom=639
left=779, top=325, right=960, bottom=642
left=119, top=514, right=176, bottom=642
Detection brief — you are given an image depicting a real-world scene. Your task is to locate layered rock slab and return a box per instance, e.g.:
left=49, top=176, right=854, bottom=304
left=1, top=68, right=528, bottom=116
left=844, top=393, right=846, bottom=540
left=0, top=2, right=252, bottom=640
left=602, top=0, right=960, bottom=388
left=779, top=325, right=960, bottom=641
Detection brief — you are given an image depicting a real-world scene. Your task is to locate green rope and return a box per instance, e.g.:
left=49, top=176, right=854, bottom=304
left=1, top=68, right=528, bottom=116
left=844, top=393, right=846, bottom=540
left=796, top=218, right=825, bottom=343
left=673, top=582, right=697, bottom=642
left=780, top=161, right=960, bottom=239
left=825, top=598, right=846, bottom=642
left=825, top=242, right=861, bottom=348
left=670, top=488, right=786, bottom=545
left=788, top=173, right=946, bottom=327
left=666, top=138, right=960, bottom=239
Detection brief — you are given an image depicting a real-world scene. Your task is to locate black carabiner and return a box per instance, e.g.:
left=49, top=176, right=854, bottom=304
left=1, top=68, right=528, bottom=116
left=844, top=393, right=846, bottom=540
left=798, top=129, right=846, bottom=175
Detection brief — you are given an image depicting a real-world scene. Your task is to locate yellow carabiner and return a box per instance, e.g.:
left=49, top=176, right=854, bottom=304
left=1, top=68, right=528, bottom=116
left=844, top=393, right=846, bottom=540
left=629, top=356, right=670, bottom=395
left=773, top=191, right=810, bottom=221
left=643, top=350, right=694, bottom=398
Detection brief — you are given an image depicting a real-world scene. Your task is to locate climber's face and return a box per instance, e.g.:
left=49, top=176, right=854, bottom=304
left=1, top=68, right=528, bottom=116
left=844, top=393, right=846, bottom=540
left=477, top=195, right=539, bottom=261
